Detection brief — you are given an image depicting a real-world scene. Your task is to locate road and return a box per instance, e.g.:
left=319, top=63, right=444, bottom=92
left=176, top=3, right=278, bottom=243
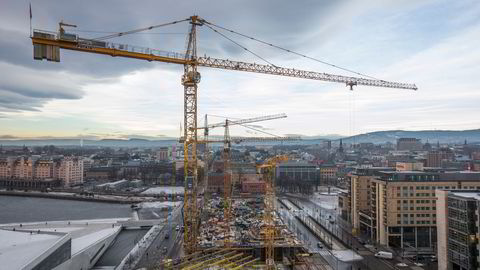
left=277, top=199, right=352, bottom=270
left=136, top=204, right=184, bottom=269
left=286, top=194, right=436, bottom=270
left=95, top=229, right=149, bottom=267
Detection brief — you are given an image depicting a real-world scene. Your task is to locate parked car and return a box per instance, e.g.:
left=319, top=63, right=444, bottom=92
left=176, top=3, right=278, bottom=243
left=374, top=251, right=393, bottom=259
left=317, top=242, right=323, bottom=249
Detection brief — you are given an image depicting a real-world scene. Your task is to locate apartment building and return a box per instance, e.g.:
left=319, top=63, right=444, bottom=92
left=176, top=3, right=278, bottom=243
left=0, top=158, right=13, bottom=179
left=58, top=157, right=84, bottom=186
left=345, top=167, right=480, bottom=250
left=437, top=190, right=480, bottom=270
left=12, top=157, right=34, bottom=179
left=34, top=159, right=55, bottom=179
left=0, top=156, right=83, bottom=187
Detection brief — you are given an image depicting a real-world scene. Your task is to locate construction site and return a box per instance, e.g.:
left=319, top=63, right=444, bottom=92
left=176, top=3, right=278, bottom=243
left=29, top=13, right=416, bottom=270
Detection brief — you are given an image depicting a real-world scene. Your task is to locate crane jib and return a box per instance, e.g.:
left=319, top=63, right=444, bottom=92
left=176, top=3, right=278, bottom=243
left=31, top=31, right=417, bottom=90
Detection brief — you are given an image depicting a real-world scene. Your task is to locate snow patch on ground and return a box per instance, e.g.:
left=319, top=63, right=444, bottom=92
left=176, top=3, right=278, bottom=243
left=140, top=201, right=181, bottom=208
left=311, top=191, right=338, bottom=210
left=331, top=250, right=363, bottom=262
left=141, top=186, right=184, bottom=195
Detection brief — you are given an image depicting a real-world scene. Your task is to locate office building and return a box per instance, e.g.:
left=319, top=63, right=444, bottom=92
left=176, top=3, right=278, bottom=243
left=427, top=149, right=455, bottom=167
left=345, top=167, right=480, bottom=250
left=276, top=162, right=318, bottom=182
left=436, top=190, right=480, bottom=270
left=156, top=147, right=170, bottom=161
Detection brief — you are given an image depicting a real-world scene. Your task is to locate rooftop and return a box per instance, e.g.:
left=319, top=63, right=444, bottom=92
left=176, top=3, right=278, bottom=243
left=0, top=229, right=66, bottom=270
left=0, top=219, right=123, bottom=270
left=377, top=170, right=480, bottom=182
left=451, top=191, right=480, bottom=201
left=277, top=161, right=316, bottom=167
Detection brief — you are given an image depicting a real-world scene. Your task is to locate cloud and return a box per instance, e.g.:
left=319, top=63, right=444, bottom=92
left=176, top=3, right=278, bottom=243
left=0, top=0, right=479, bottom=138
left=0, top=61, right=88, bottom=112
left=0, top=135, right=19, bottom=139
left=0, top=133, right=174, bottom=141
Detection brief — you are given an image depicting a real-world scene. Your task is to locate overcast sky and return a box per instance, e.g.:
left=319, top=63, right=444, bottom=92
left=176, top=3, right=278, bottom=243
left=0, top=0, right=479, bottom=140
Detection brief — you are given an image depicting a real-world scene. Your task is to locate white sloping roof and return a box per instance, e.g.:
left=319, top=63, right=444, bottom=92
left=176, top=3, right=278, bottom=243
left=71, top=227, right=120, bottom=255
left=0, top=229, right=64, bottom=270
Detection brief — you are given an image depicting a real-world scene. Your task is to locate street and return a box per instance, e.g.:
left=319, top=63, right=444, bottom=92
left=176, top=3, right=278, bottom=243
left=136, top=203, right=184, bottom=269
left=285, top=194, right=417, bottom=270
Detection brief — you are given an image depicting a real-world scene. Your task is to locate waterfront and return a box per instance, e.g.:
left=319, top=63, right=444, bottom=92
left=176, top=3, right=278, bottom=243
left=0, top=195, right=133, bottom=224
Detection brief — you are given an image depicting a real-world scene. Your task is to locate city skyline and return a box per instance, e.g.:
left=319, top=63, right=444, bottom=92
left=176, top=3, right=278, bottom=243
left=0, top=0, right=479, bottom=139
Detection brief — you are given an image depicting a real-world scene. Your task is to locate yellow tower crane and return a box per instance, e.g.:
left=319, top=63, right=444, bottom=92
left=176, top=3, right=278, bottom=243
left=31, top=15, right=417, bottom=254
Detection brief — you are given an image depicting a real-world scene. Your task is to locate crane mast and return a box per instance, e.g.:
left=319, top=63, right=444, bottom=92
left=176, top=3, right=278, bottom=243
left=181, top=15, right=202, bottom=254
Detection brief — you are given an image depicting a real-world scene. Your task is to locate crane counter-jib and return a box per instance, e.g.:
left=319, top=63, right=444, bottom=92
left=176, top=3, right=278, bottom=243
left=31, top=31, right=417, bottom=90
left=31, top=33, right=191, bottom=65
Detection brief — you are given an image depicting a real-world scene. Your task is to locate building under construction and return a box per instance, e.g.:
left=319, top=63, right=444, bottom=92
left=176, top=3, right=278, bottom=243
left=156, top=195, right=330, bottom=269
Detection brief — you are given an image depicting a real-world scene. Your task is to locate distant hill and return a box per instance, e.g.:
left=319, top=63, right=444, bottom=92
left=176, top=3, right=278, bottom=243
left=340, top=129, right=480, bottom=144
left=0, top=138, right=178, bottom=147
left=1, top=129, right=479, bottom=147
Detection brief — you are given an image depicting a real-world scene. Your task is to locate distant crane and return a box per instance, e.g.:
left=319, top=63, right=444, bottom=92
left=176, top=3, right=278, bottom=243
left=31, top=15, right=417, bottom=254
left=199, top=113, right=288, bottom=221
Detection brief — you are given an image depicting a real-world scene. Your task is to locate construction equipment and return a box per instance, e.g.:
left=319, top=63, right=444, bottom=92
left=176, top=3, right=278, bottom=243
left=202, top=113, right=287, bottom=209
left=31, top=15, right=417, bottom=254
left=197, top=118, right=298, bottom=249
left=203, top=114, right=212, bottom=216
left=200, top=113, right=289, bottom=239
left=257, top=155, right=289, bottom=269
left=219, top=116, right=295, bottom=248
